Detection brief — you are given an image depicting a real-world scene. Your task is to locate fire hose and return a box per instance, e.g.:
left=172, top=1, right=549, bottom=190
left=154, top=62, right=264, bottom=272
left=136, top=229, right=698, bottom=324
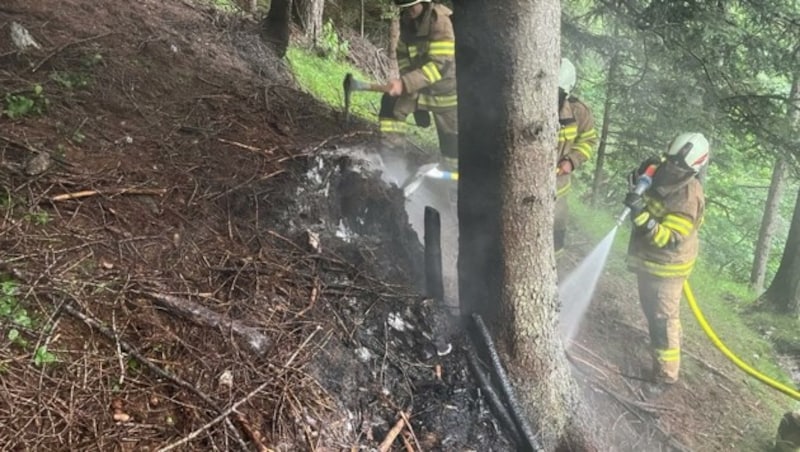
left=469, top=314, right=544, bottom=452
left=683, top=281, right=800, bottom=401
left=620, top=165, right=800, bottom=401
left=423, top=207, right=541, bottom=451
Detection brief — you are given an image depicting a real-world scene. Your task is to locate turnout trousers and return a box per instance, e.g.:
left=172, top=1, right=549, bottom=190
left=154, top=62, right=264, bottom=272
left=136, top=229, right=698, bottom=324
left=636, top=271, right=684, bottom=383
left=378, top=93, right=458, bottom=164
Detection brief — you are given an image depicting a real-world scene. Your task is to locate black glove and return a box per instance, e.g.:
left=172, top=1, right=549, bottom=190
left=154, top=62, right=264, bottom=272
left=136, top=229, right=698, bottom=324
left=414, top=109, right=431, bottom=128
left=624, top=192, right=646, bottom=216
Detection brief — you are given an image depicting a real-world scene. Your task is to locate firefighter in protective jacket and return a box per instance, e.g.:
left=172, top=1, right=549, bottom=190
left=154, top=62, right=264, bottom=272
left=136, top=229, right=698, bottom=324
left=555, top=58, right=597, bottom=257
left=380, top=0, right=458, bottom=171
left=624, top=132, right=709, bottom=395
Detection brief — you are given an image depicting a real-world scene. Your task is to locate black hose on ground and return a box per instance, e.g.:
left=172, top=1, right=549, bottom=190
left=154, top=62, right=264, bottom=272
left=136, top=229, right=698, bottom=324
left=424, top=206, right=444, bottom=301
left=472, top=313, right=544, bottom=452
left=423, top=204, right=542, bottom=451
left=464, top=340, right=523, bottom=447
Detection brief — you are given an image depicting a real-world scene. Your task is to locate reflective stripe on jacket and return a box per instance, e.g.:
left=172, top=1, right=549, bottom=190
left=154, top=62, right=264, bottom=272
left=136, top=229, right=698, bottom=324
left=627, top=169, right=705, bottom=278
left=397, top=4, right=457, bottom=109
left=556, top=97, right=597, bottom=197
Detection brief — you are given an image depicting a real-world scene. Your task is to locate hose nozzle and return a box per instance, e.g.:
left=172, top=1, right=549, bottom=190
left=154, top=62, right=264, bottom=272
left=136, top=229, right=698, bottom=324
left=616, top=207, right=632, bottom=227
left=616, top=163, right=657, bottom=227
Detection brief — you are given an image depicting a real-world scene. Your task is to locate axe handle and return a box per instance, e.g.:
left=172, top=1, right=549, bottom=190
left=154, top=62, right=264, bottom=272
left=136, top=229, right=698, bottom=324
left=364, top=83, right=389, bottom=93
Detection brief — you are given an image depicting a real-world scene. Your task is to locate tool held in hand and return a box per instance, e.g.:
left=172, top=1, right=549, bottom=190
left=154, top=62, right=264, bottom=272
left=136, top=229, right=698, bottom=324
left=616, top=163, right=657, bottom=226
left=343, top=73, right=389, bottom=124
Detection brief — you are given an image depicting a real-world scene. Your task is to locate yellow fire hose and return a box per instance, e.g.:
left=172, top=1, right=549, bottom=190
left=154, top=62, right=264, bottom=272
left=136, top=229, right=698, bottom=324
left=683, top=280, right=800, bottom=400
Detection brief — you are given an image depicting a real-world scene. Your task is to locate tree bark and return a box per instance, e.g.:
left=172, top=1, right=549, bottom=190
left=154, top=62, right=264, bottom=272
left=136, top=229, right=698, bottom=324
left=590, top=53, right=618, bottom=206
left=388, top=15, right=400, bottom=78
left=296, top=0, right=325, bottom=46
left=454, top=1, right=599, bottom=450
left=750, top=157, right=787, bottom=292
left=260, top=0, right=292, bottom=58
left=765, top=187, right=800, bottom=313
left=765, top=74, right=800, bottom=313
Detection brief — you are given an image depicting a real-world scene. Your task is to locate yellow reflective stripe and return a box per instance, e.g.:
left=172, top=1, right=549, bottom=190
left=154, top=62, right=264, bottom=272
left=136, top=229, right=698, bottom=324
left=572, top=142, right=592, bottom=159
left=421, top=61, right=442, bottom=83
left=652, top=225, right=671, bottom=248
left=633, top=211, right=650, bottom=226
left=662, top=214, right=693, bottom=236
left=629, top=257, right=696, bottom=277
left=408, top=45, right=418, bottom=58
left=558, top=124, right=578, bottom=142
left=556, top=180, right=571, bottom=197
left=398, top=58, right=411, bottom=70
left=379, top=119, right=406, bottom=133
left=657, top=348, right=680, bottom=362
left=418, top=93, right=457, bottom=108
left=428, top=40, right=455, bottom=56
left=577, top=128, right=598, bottom=140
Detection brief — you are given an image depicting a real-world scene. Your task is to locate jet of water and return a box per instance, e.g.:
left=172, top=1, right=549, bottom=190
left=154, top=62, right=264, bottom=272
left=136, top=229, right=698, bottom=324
left=558, top=226, right=619, bottom=344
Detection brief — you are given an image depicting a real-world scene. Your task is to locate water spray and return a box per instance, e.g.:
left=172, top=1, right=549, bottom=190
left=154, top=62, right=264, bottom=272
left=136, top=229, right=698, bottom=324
left=402, top=163, right=458, bottom=197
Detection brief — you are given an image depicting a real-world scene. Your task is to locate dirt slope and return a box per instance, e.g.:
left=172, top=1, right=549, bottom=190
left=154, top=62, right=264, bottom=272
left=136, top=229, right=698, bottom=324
left=0, top=0, right=789, bottom=451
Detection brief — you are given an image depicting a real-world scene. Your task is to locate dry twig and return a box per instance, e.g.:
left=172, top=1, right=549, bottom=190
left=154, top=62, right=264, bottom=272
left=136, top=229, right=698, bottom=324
left=158, top=326, right=321, bottom=452
left=378, top=411, right=409, bottom=452
left=49, top=187, right=167, bottom=202
left=32, top=32, right=114, bottom=72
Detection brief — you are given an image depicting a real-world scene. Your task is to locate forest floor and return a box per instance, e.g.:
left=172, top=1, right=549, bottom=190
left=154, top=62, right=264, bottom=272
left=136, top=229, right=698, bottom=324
left=0, top=0, right=791, bottom=451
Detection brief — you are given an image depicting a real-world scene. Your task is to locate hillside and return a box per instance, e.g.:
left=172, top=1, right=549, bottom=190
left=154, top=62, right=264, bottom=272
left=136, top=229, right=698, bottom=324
left=0, top=1, right=792, bottom=451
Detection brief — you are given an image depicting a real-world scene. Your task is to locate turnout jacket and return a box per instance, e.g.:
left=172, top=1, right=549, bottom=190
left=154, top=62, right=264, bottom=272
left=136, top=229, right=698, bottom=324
left=556, top=97, right=597, bottom=197
left=397, top=3, right=457, bottom=111
left=627, top=164, right=705, bottom=278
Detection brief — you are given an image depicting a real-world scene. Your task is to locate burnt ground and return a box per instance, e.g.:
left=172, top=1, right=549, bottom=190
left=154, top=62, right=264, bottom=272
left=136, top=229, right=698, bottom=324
left=0, top=1, right=790, bottom=451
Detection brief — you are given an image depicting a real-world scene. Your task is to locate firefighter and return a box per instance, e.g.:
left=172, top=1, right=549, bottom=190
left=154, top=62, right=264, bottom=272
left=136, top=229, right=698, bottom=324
left=380, top=0, right=458, bottom=172
left=555, top=58, right=598, bottom=257
left=624, top=132, right=709, bottom=397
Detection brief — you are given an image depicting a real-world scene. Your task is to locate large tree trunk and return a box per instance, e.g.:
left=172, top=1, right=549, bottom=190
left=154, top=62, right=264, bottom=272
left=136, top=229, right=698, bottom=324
left=454, top=1, right=598, bottom=450
left=388, top=15, right=400, bottom=78
left=750, top=157, right=787, bottom=292
left=260, top=0, right=292, bottom=58
left=590, top=53, right=618, bottom=206
left=296, top=0, right=324, bottom=46
left=765, top=74, right=800, bottom=312
left=765, top=187, right=800, bottom=313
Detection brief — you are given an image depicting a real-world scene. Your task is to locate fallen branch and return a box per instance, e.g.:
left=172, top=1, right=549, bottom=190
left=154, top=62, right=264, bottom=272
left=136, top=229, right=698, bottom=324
left=272, top=131, right=374, bottom=164
left=139, top=290, right=271, bottom=355
left=58, top=302, right=250, bottom=451
left=594, top=381, right=690, bottom=452
left=158, top=326, right=320, bottom=452
left=398, top=410, right=421, bottom=451
left=32, top=32, right=114, bottom=73
left=378, top=411, right=409, bottom=452
left=49, top=187, right=167, bottom=202
left=218, top=138, right=277, bottom=155
left=158, top=380, right=274, bottom=452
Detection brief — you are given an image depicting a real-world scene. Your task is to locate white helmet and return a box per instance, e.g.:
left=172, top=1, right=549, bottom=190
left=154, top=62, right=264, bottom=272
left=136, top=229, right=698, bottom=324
left=394, top=0, right=430, bottom=7
left=559, top=58, right=577, bottom=94
left=666, top=132, right=710, bottom=173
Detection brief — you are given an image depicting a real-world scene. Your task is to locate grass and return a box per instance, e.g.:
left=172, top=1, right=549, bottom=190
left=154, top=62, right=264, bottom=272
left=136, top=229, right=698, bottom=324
left=570, top=184, right=795, bottom=447
left=286, top=34, right=797, bottom=442
left=286, top=46, right=439, bottom=152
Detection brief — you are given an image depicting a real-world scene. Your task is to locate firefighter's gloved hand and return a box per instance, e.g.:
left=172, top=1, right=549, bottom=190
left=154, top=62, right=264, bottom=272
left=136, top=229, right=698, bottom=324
left=632, top=210, right=655, bottom=231
left=624, top=192, right=646, bottom=216
left=413, top=110, right=431, bottom=128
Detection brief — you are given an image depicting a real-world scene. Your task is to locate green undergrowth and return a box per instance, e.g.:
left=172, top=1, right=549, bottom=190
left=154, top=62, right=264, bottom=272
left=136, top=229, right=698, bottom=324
left=286, top=46, right=438, bottom=152
left=570, top=186, right=794, bottom=444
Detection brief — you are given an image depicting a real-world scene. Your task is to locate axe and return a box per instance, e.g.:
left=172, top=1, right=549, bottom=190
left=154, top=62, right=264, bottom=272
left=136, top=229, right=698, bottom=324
left=343, top=73, right=388, bottom=124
